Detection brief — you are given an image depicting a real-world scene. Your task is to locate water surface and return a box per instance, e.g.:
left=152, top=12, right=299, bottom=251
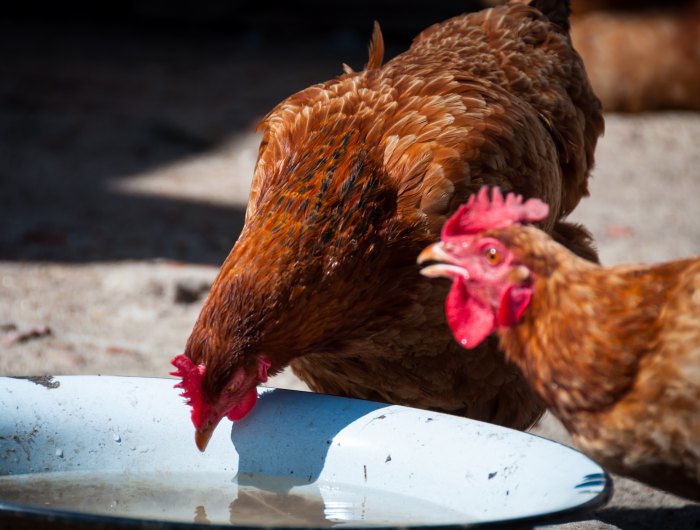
left=0, top=470, right=474, bottom=527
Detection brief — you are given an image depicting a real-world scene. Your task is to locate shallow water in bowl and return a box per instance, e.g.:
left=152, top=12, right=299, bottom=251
left=0, top=470, right=474, bottom=527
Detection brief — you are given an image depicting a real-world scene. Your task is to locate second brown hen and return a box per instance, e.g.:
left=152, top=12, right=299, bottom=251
left=173, top=0, right=604, bottom=450
left=419, top=187, right=700, bottom=501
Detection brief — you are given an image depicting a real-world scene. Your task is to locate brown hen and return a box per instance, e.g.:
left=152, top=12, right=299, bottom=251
left=172, top=0, right=604, bottom=451
left=419, top=187, right=700, bottom=501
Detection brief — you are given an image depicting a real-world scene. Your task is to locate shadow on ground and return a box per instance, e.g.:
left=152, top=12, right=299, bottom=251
left=0, top=2, right=482, bottom=265
left=594, top=505, right=700, bottom=529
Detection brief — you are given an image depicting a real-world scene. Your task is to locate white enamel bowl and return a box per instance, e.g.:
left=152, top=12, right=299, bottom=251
left=0, top=376, right=610, bottom=528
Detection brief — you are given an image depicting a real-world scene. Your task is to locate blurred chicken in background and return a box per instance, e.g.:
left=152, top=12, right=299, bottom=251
left=488, top=0, right=700, bottom=111
left=570, top=0, right=700, bottom=112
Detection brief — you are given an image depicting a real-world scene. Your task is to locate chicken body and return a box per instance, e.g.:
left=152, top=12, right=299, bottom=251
left=499, top=229, right=700, bottom=500
left=179, top=0, right=604, bottom=447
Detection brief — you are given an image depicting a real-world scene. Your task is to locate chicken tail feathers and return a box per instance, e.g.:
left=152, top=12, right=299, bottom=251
left=529, top=0, right=571, bottom=31
left=366, top=21, right=385, bottom=70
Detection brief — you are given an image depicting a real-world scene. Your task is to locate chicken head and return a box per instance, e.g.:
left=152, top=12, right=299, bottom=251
left=418, top=187, right=549, bottom=348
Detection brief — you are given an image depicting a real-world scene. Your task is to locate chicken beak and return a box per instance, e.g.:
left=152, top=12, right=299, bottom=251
left=417, top=243, right=469, bottom=280
left=195, top=426, right=215, bottom=452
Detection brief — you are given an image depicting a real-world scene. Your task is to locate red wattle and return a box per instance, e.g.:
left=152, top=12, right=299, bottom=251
left=226, top=387, right=258, bottom=421
left=445, top=277, right=495, bottom=349
left=496, top=284, right=532, bottom=328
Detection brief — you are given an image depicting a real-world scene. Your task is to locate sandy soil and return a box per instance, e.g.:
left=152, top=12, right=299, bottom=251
left=1, top=16, right=699, bottom=529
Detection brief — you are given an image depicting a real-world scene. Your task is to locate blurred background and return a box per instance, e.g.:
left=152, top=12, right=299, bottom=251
left=0, top=2, right=699, bottom=526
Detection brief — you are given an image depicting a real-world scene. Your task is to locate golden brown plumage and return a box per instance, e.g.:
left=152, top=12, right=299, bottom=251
left=504, top=234, right=700, bottom=500
left=174, top=0, right=604, bottom=450
left=419, top=189, right=700, bottom=500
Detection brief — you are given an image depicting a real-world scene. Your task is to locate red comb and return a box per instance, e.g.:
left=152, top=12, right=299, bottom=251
left=170, top=354, right=205, bottom=408
left=442, top=187, right=549, bottom=238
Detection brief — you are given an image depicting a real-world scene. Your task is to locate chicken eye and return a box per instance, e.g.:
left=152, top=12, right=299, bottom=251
left=484, top=246, right=502, bottom=266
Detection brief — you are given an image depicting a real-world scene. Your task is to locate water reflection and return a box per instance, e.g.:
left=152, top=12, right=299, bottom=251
left=0, top=470, right=469, bottom=527
left=194, top=504, right=210, bottom=524
left=228, top=481, right=328, bottom=527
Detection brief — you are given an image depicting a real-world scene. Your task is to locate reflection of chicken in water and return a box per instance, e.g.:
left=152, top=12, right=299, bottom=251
left=227, top=487, right=328, bottom=527
left=194, top=505, right=210, bottom=524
